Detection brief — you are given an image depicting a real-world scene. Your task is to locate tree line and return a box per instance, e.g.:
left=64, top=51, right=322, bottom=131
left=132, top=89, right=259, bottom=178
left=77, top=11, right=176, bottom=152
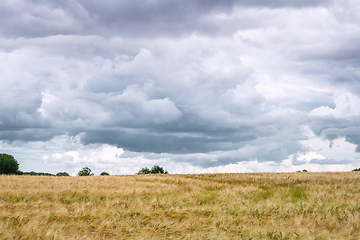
left=0, top=153, right=168, bottom=176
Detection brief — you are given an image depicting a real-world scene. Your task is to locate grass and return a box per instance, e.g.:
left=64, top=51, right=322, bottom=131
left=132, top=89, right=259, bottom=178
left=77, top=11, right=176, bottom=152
left=1, top=172, right=360, bottom=239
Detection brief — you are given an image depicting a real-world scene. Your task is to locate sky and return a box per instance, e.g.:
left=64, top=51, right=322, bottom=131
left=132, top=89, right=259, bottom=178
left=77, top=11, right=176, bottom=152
left=1, top=0, right=360, bottom=176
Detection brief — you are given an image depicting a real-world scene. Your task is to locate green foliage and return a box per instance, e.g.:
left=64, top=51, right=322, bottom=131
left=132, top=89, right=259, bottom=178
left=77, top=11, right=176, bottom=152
left=290, top=187, right=307, bottom=202
left=77, top=167, right=94, bottom=177
left=100, top=171, right=110, bottom=176
left=137, top=167, right=151, bottom=175
left=23, top=171, right=55, bottom=176
left=150, top=165, right=168, bottom=174
left=56, top=172, right=70, bottom=176
left=258, top=186, right=274, bottom=200
left=15, top=170, right=24, bottom=175
left=197, top=192, right=216, bottom=205
left=352, top=168, right=360, bottom=171
left=137, top=165, right=168, bottom=175
left=0, top=153, right=20, bottom=175
left=281, top=187, right=308, bottom=203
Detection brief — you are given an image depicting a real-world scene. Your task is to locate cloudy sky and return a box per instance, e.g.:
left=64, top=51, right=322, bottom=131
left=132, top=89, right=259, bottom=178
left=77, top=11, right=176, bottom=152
left=1, top=0, right=360, bottom=175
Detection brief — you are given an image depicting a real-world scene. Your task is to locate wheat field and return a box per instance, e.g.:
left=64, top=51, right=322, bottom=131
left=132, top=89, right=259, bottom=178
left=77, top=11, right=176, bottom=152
left=1, top=172, right=360, bottom=239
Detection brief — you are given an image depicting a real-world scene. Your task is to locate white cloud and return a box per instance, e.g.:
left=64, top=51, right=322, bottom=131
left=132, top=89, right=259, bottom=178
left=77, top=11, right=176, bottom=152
left=309, top=90, right=360, bottom=118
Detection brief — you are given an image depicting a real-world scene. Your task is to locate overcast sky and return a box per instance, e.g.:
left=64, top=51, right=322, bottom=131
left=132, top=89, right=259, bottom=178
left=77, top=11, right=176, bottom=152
left=1, top=0, right=360, bottom=175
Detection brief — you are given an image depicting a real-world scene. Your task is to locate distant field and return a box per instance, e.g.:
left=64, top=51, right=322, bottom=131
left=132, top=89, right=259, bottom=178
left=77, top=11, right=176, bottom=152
left=1, top=172, right=360, bottom=239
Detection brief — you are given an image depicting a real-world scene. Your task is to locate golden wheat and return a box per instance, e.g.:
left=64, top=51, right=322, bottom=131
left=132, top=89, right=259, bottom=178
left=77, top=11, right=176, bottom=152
left=1, top=172, right=360, bottom=239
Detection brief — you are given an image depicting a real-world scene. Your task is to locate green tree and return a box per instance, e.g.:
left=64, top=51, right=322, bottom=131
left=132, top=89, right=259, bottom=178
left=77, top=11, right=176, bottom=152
left=100, top=171, right=110, bottom=176
left=137, top=167, right=151, bottom=175
left=56, top=172, right=70, bottom=176
left=150, top=165, right=168, bottom=174
left=21, top=171, right=54, bottom=176
left=77, top=167, right=93, bottom=176
left=0, top=153, right=19, bottom=175
left=137, top=165, right=168, bottom=175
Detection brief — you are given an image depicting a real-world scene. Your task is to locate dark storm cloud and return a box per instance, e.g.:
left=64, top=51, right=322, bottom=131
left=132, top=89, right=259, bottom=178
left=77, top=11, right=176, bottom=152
left=0, top=129, right=60, bottom=142
left=79, top=130, right=241, bottom=154
left=237, top=0, right=331, bottom=7
left=308, top=116, right=360, bottom=153
left=0, top=74, right=52, bottom=142
left=0, top=0, right=333, bottom=38
left=309, top=158, right=351, bottom=165
left=79, top=122, right=259, bottom=154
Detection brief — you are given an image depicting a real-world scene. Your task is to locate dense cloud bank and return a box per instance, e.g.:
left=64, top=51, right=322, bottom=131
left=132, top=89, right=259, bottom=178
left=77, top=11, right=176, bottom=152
left=1, top=0, right=334, bottom=38
left=1, top=0, right=360, bottom=174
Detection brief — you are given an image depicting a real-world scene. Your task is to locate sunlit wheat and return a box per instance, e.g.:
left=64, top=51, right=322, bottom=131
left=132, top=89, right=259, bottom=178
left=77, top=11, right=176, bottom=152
left=1, top=172, right=360, bottom=239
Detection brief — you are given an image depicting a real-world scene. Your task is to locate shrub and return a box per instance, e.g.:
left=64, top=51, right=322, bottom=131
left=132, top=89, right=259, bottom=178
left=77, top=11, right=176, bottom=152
left=100, top=171, right=110, bottom=176
left=56, top=172, right=70, bottom=176
left=77, top=167, right=94, bottom=176
left=23, top=171, right=54, bottom=176
left=15, top=170, right=24, bottom=175
left=150, top=165, right=168, bottom=174
left=0, top=153, right=20, bottom=175
left=137, top=167, right=151, bottom=175
left=352, top=168, right=360, bottom=171
left=137, top=165, right=168, bottom=175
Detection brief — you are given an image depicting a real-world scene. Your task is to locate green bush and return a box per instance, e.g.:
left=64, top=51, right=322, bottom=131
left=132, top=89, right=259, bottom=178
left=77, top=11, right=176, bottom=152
left=137, top=167, right=151, bottom=175
left=150, top=165, right=168, bottom=174
left=77, top=167, right=94, bottom=176
left=137, top=165, right=168, bottom=175
left=23, top=171, right=54, bottom=176
left=100, top=171, right=110, bottom=176
left=56, top=172, right=70, bottom=176
left=0, top=153, right=20, bottom=175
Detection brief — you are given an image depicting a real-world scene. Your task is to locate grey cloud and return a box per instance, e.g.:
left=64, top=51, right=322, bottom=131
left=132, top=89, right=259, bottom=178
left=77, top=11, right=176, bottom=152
left=309, top=117, right=360, bottom=153
left=0, top=76, right=51, bottom=140
left=308, top=117, right=349, bottom=137
left=234, top=0, right=332, bottom=8
left=346, top=135, right=360, bottom=153
left=326, top=134, right=339, bottom=148
left=85, top=75, right=140, bottom=94
left=79, top=126, right=257, bottom=155
left=120, top=137, right=306, bottom=168
left=292, top=160, right=307, bottom=166
left=0, top=0, right=333, bottom=38
left=309, top=158, right=351, bottom=165
left=293, top=44, right=360, bottom=79
left=0, top=0, right=86, bottom=38
left=0, top=129, right=60, bottom=142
